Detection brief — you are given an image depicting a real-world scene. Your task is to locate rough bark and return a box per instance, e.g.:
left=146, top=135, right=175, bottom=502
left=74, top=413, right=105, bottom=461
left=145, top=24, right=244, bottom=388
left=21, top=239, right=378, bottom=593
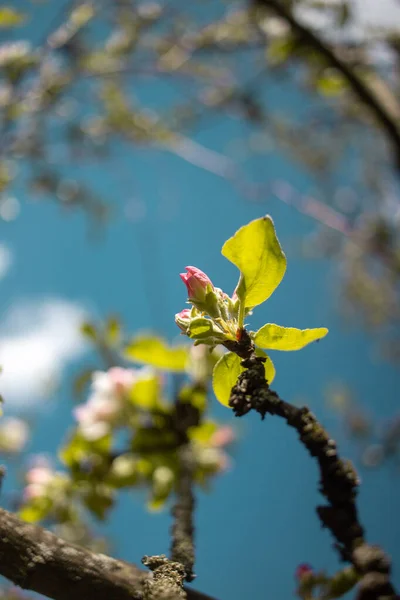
left=0, top=507, right=215, bottom=600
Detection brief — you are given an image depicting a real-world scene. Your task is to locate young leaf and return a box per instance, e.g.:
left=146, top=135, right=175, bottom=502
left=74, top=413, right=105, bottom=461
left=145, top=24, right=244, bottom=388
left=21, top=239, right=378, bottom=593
left=221, top=216, right=286, bottom=308
left=124, top=335, right=188, bottom=371
left=212, top=350, right=275, bottom=407
left=255, top=324, right=328, bottom=351
left=212, top=352, right=242, bottom=407
left=255, top=348, right=276, bottom=385
left=0, top=7, right=26, bottom=28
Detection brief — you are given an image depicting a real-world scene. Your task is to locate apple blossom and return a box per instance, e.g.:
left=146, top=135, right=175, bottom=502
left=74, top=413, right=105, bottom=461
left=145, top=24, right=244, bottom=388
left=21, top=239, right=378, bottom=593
left=180, top=266, right=214, bottom=303
left=175, top=308, right=192, bottom=333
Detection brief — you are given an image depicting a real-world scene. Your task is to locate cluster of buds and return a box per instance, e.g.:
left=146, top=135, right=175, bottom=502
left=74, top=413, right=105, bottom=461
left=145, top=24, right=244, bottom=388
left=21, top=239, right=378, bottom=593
left=73, top=367, right=137, bottom=441
left=175, top=266, right=242, bottom=346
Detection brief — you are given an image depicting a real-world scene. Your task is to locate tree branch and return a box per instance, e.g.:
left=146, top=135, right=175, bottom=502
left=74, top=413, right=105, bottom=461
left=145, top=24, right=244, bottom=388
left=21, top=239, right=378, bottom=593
left=0, top=507, right=216, bottom=600
left=171, top=444, right=196, bottom=582
left=252, top=0, right=400, bottom=169
left=227, top=349, right=397, bottom=600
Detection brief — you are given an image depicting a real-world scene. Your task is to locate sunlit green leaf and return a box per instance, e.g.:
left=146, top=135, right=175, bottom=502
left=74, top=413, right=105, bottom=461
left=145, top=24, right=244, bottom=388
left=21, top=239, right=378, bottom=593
left=212, top=352, right=242, bottom=407
left=188, top=317, right=213, bottom=338
left=108, top=454, right=138, bottom=487
left=129, top=373, right=161, bottom=409
left=255, top=323, right=328, bottom=351
left=124, top=335, right=188, bottom=371
left=188, top=421, right=217, bottom=444
left=255, top=348, right=276, bottom=385
left=0, top=7, right=26, bottom=28
left=60, top=431, right=111, bottom=468
left=221, top=216, right=286, bottom=308
left=19, top=497, right=53, bottom=523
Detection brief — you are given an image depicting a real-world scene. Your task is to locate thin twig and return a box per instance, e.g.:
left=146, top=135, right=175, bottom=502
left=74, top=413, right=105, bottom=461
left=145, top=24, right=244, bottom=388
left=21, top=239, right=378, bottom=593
left=252, top=0, right=400, bottom=169
left=171, top=444, right=196, bottom=582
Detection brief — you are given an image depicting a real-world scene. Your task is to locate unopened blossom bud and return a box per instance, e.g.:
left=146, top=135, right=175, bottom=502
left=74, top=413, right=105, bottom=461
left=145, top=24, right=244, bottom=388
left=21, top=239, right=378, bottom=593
left=296, top=564, right=313, bottom=580
left=175, top=308, right=191, bottom=333
left=180, top=266, right=214, bottom=304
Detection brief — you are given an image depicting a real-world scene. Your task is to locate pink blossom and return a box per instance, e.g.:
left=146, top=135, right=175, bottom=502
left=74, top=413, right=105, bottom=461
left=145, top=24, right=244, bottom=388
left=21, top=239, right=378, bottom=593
left=73, top=403, right=93, bottom=425
left=217, top=451, right=232, bottom=473
left=180, top=266, right=213, bottom=302
left=211, top=425, right=235, bottom=448
left=73, top=395, right=120, bottom=435
left=23, top=483, right=45, bottom=502
left=79, top=421, right=110, bottom=441
left=92, top=368, right=136, bottom=397
left=108, top=367, right=136, bottom=395
left=295, top=564, right=313, bottom=580
left=175, top=308, right=191, bottom=332
left=26, top=467, right=54, bottom=486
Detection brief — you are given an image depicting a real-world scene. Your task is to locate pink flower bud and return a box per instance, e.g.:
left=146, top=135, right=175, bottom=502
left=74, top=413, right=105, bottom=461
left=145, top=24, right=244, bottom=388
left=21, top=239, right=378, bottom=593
left=175, top=308, right=192, bottom=332
left=295, top=564, right=313, bottom=580
left=211, top=425, right=236, bottom=448
left=180, top=266, right=213, bottom=303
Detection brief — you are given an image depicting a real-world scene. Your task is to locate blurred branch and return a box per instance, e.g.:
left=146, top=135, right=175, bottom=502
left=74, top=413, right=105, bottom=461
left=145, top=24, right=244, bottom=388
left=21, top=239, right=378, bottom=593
left=252, top=0, right=400, bottom=169
left=0, top=507, right=216, bottom=600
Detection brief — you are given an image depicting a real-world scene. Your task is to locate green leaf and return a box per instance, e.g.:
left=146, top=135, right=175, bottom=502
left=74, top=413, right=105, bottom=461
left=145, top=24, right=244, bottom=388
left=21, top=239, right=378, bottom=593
left=188, top=421, right=217, bottom=444
left=72, top=367, right=94, bottom=399
left=82, top=484, right=114, bottom=520
left=255, top=348, right=276, bottom=385
left=316, top=71, right=344, bottom=96
left=124, top=335, right=188, bottom=372
left=60, top=431, right=112, bottom=468
left=188, top=318, right=213, bottom=338
left=254, top=323, right=328, bottom=351
left=80, top=322, right=98, bottom=342
left=0, top=7, right=26, bottom=28
left=212, top=352, right=242, bottom=407
left=129, top=373, right=160, bottom=409
left=212, top=350, right=276, bottom=407
left=105, top=315, right=121, bottom=345
left=221, top=216, right=286, bottom=309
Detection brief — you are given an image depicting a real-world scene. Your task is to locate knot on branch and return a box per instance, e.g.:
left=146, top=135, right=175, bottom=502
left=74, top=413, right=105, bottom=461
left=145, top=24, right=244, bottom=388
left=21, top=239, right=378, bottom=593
left=353, top=544, right=391, bottom=575
left=142, top=555, right=187, bottom=600
left=229, top=354, right=277, bottom=418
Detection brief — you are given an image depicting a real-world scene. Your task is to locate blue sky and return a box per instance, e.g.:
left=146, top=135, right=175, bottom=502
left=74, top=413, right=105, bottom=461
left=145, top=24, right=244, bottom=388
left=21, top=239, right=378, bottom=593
left=1, top=3, right=400, bottom=600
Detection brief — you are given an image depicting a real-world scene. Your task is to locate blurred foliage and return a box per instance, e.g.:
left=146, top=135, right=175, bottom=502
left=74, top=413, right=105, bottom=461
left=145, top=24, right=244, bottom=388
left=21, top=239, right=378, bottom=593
left=0, top=0, right=398, bottom=354
left=327, top=382, right=400, bottom=471
left=0, top=312, right=236, bottom=563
